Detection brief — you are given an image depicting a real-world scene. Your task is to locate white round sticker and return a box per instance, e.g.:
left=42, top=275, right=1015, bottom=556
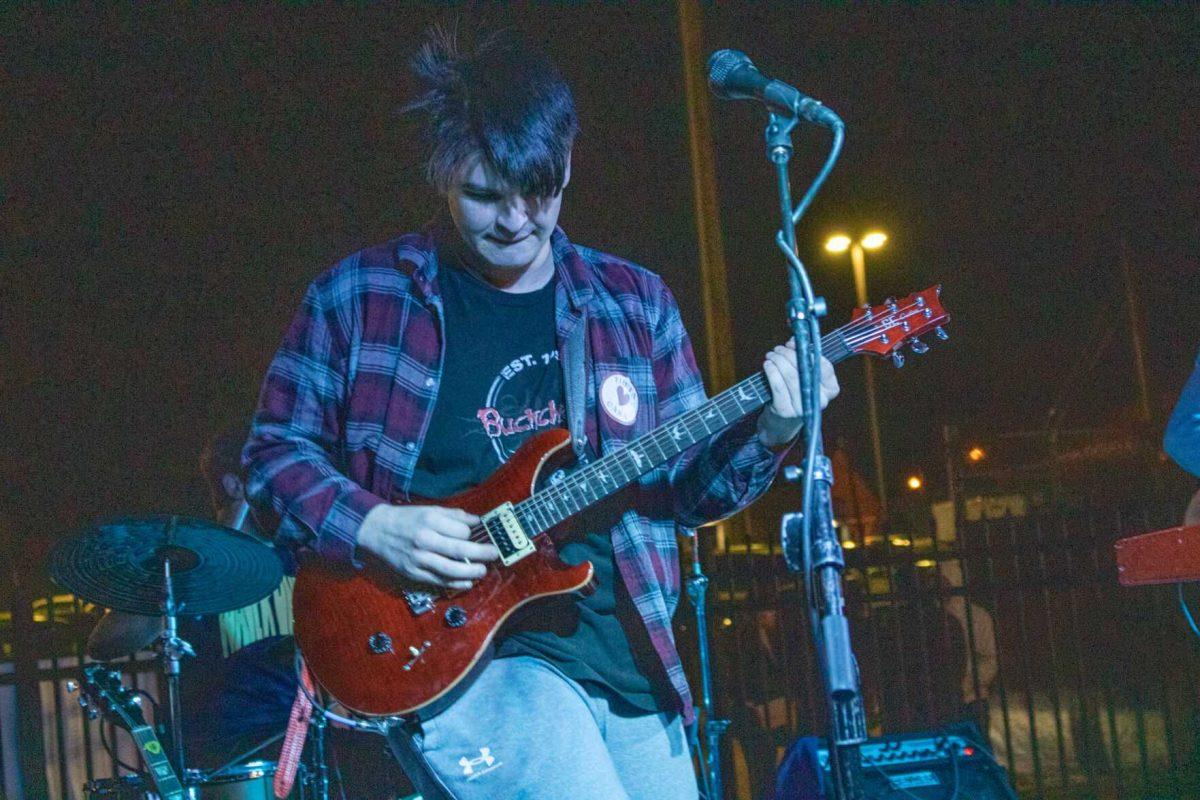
left=600, top=374, right=639, bottom=426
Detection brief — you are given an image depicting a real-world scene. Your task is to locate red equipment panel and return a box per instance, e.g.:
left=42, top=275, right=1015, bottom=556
left=1115, top=524, right=1200, bottom=586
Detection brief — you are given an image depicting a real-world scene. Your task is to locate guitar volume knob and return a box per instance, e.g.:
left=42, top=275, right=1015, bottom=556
left=445, top=606, right=468, bottom=628
left=367, top=632, right=394, bottom=655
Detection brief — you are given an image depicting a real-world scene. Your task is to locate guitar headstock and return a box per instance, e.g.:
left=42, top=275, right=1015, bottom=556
left=845, top=285, right=949, bottom=367
left=72, top=664, right=148, bottom=730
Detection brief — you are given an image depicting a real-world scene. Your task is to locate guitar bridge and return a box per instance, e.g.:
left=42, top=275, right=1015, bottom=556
left=402, top=590, right=436, bottom=615
left=482, top=502, right=535, bottom=565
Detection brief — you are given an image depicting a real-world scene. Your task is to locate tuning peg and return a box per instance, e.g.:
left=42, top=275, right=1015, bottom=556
left=935, top=326, right=949, bottom=340
left=891, top=351, right=905, bottom=368
left=86, top=706, right=100, bottom=720
left=885, top=296, right=897, bottom=311
left=910, top=338, right=929, bottom=354
left=77, top=695, right=90, bottom=710
left=66, top=680, right=78, bottom=694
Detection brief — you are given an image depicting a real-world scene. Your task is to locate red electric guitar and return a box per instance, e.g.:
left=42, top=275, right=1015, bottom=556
left=293, top=286, right=950, bottom=717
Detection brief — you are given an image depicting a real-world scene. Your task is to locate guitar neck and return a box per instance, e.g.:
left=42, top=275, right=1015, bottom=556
left=513, top=327, right=856, bottom=535
left=128, top=724, right=185, bottom=799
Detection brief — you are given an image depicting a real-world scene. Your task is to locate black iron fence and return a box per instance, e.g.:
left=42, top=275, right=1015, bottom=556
left=689, top=485, right=1200, bottom=800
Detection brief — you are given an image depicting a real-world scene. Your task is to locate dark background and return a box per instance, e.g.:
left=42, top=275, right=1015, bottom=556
left=4, top=4, right=1198, bottom=553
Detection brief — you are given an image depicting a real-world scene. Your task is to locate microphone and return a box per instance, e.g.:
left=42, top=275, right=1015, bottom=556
left=707, top=49, right=842, bottom=129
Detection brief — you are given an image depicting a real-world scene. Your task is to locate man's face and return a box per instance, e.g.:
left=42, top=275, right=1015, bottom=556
left=445, top=154, right=569, bottom=275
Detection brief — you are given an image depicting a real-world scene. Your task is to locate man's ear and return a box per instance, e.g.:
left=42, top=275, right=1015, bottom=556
left=561, top=151, right=572, bottom=192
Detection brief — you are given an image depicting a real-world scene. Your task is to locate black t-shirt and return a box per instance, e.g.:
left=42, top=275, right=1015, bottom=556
left=408, top=251, right=670, bottom=712
left=407, top=259, right=565, bottom=496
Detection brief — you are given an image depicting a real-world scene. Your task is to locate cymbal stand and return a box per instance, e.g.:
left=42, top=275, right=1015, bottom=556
left=159, top=557, right=194, bottom=779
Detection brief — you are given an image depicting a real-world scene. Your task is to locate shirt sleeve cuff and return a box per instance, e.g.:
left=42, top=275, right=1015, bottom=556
left=315, top=487, right=386, bottom=569
left=730, top=414, right=796, bottom=473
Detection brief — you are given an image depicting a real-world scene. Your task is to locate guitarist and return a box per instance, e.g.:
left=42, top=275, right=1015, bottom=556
left=244, top=27, right=839, bottom=800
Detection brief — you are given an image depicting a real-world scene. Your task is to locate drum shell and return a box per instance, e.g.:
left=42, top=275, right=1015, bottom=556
left=185, top=761, right=279, bottom=799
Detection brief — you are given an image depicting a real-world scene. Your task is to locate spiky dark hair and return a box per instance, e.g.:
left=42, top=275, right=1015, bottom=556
left=406, top=24, right=578, bottom=198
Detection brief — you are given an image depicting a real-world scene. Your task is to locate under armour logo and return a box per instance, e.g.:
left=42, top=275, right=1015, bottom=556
left=459, top=747, right=496, bottom=778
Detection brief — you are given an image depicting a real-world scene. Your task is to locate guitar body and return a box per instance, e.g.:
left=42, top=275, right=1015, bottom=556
left=293, top=427, right=595, bottom=717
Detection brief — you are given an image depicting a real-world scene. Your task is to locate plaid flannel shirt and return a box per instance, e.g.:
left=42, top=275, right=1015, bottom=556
left=244, top=222, right=791, bottom=722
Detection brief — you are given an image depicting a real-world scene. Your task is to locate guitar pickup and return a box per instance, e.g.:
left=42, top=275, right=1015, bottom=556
left=481, top=502, right=535, bottom=566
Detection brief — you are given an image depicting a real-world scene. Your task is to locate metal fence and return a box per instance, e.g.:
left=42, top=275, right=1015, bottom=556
left=690, top=484, right=1200, bottom=800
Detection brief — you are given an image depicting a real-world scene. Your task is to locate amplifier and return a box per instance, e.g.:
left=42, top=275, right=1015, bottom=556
left=815, top=723, right=1018, bottom=800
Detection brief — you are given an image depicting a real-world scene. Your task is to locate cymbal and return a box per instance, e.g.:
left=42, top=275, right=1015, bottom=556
left=86, top=610, right=161, bottom=661
left=50, top=515, right=284, bottom=616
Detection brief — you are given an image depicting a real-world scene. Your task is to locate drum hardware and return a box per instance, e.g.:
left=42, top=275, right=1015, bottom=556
left=55, top=512, right=406, bottom=799
left=48, top=514, right=285, bottom=618
left=86, top=609, right=162, bottom=661
left=52, top=514, right=287, bottom=796
left=160, top=554, right=194, bottom=779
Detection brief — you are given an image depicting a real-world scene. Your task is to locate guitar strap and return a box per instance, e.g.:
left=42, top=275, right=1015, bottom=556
left=384, top=720, right=458, bottom=800
left=562, top=307, right=591, bottom=464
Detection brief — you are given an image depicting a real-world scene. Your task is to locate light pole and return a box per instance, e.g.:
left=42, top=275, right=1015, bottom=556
left=826, top=231, right=890, bottom=516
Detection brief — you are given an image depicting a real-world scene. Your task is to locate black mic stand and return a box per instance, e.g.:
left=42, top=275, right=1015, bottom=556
left=764, top=111, right=867, bottom=800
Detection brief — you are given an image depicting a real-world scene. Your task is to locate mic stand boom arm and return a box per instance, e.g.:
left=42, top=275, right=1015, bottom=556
left=765, top=111, right=868, bottom=800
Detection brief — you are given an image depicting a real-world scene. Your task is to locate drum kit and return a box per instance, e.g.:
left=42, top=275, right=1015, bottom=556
left=49, top=514, right=332, bottom=800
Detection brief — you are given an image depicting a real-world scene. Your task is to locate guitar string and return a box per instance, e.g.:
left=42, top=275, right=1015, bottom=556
left=461, top=298, right=943, bottom=545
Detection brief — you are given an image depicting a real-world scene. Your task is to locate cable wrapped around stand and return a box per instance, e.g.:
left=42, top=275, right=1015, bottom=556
left=274, top=662, right=316, bottom=798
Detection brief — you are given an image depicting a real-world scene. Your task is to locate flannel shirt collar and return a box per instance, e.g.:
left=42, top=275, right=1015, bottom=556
left=407, top=217, right=593, bottom=312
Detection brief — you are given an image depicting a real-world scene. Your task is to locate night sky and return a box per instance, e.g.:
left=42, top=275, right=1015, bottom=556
left=4, top=5, right=1199, bottom=560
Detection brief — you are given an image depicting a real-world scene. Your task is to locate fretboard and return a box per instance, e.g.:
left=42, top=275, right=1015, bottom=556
left=130, top=724, right=184, bottom=799
left=513, top=328, right=855, bottom=535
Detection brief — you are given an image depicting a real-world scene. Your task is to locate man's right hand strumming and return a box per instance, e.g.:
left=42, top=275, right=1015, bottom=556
left=356, top=505, right=500, bottom=590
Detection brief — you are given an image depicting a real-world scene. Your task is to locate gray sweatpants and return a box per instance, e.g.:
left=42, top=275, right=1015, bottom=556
left=387, top=655, right=700, bottom=800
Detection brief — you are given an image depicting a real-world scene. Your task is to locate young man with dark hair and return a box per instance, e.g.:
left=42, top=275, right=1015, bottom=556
left=244, top=28, right=838, bottom=799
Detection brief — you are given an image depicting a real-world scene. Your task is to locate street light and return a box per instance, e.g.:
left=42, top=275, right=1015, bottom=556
left=825, top=230, right=890, bottom=514
left=824, top=235, right=852, bottom=254
left=861, top=231, right=888, bottom=250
